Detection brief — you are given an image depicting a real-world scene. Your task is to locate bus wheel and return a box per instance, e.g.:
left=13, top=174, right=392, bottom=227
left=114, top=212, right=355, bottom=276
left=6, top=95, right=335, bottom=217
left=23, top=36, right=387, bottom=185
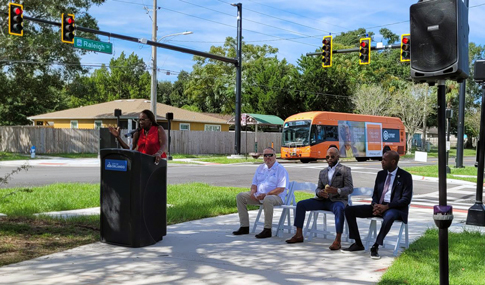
left=355, top=157, right=368, bottom=162
left=301, top=158, right=317, bottom=163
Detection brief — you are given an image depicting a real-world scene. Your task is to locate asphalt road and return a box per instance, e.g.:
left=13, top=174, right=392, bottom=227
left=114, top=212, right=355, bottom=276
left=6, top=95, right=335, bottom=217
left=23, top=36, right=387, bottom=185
left=0, top=156, right=480, bottom=196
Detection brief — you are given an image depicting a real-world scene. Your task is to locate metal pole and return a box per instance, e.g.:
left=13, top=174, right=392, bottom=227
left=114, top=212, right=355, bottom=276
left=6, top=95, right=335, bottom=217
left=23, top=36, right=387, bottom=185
left=437, top=80, right=449, bottom=285
left=150, top=0, right=158, bottom=116
left=466, top=84, right=485, bottom=226
left=234, top=3, right=242, bottom=155
left=11, top=13, right=237, bottom=64
left=446, top=110, right=451, bottom=174
left=456, top=82, right=466, bottom=167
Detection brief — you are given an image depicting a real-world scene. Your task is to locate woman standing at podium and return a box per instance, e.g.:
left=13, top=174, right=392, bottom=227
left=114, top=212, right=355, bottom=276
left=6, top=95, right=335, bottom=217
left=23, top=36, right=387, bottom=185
left=109, top=109, right=168, bottom=164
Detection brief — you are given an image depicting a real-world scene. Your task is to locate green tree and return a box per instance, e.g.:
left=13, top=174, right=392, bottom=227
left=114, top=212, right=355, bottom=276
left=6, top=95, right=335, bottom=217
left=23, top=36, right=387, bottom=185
left=379, top=28, right=399, bottom=45
left=0, top=0, right=105, bottom=125
left=66, top=52, right=151, bottom=107
left=333, top=28, right=375, bottom=48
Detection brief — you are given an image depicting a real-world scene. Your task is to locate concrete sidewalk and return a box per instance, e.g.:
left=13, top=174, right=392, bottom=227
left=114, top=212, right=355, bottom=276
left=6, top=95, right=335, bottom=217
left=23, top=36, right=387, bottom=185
left=0, top=206, right=477, bottom=285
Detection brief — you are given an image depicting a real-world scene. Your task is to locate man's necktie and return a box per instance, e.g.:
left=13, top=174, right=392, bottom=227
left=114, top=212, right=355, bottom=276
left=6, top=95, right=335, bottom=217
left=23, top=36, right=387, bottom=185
left=379, top=173, right=393, bottom=204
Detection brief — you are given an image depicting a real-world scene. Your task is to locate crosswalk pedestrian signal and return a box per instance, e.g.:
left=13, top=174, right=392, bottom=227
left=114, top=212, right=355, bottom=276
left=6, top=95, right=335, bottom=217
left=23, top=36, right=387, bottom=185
left=322, top=35, right=332, bottom=68
left=359, top=38, right=371, bottom=65
left=61, top=13, right=75, bottom=44
left=8, top=3, right=24, bottom=36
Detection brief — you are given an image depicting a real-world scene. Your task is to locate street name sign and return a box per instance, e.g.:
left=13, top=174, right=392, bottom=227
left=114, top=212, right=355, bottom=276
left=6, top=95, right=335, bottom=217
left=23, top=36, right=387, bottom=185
left=73, top=37, right=112, bottom=54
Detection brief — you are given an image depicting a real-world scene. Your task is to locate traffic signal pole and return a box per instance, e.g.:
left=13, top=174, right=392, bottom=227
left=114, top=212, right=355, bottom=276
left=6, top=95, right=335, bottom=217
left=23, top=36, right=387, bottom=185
left=8, top=13, right=238, bottom=64
left=306, top=43, right=401, bottom=56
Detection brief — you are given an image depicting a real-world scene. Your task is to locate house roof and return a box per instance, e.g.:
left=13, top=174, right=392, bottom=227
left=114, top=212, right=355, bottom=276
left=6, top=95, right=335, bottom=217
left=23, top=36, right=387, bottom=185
left=228, top=113, right=284, bottom=126
left=27, top=99, right=228, bottom=124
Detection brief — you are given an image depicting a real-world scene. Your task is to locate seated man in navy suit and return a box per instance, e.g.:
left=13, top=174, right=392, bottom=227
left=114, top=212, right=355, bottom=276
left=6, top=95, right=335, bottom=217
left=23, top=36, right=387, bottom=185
left=342, top=150, right=412, bottom=259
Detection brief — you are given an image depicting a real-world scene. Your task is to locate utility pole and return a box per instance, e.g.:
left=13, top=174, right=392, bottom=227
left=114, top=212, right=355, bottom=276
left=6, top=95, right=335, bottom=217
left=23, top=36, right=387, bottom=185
left=232, top=3, right=242, bottom=155
left=151, top=0, right=158, bottom=117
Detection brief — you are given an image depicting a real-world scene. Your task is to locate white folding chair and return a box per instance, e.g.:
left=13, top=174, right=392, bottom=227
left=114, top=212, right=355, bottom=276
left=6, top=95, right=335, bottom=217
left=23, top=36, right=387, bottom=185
left=251, top=181, right=296, bottom=234
left=303, top=187, right=368, bottom=242
left=349, top=187, right=409, bottom=256
left=364, top=207, right=410, bottom=256
left=275, top=181, right=316, bottom=237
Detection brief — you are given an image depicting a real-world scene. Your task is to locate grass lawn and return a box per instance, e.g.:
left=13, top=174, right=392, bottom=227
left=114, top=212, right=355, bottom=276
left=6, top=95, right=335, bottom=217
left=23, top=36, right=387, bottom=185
left=379, top=229, right=485, bottom=285
left=402, top=165, right=480, bottom=183
left=0, top=152, right=30, bottom=161
left=41, top=153, right=98, bottom=159
left=0, top=182, right=313, bottom=266
left=0, top=152, right=98, bottom=161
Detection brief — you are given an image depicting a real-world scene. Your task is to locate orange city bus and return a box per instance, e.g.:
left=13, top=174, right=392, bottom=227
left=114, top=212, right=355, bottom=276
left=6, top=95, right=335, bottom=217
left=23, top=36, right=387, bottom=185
left=281, top=111, right=406, bottom=163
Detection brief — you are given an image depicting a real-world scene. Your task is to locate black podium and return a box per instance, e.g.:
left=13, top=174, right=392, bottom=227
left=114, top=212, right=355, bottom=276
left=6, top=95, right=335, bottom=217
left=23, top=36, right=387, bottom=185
left=100, top=148, right=167, bottom=247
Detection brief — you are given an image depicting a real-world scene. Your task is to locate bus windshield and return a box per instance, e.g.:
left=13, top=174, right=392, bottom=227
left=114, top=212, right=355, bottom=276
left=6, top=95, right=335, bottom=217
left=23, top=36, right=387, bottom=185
left=282, top=120, right=311, bottom=147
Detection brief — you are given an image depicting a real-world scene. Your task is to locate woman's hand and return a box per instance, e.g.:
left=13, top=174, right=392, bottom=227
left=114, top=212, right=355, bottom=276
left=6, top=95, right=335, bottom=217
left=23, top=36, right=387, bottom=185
left=154, top=152, right=162, bottom=165
left=108, top=126, right=120, bottom=138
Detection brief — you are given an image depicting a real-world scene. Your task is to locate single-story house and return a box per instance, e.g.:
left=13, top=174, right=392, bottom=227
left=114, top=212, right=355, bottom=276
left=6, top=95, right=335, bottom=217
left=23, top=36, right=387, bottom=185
left=27, top=99, right=231, bottom=131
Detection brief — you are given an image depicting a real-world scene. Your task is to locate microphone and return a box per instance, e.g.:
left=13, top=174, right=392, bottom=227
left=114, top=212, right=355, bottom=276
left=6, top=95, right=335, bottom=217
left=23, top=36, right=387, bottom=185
left=124, top=127, right=140, bottom=138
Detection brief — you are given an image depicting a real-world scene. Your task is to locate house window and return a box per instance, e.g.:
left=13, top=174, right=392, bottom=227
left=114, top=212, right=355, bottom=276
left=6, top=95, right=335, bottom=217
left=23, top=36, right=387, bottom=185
left=205, top=124, right=221, bottom=132
left=36, top=121, right=43, bottom=126
left=94, top=120, right=103, bottom=130
left=180, top=123, right=190, bottom=131
left=70, top=120, right=78, bottom=129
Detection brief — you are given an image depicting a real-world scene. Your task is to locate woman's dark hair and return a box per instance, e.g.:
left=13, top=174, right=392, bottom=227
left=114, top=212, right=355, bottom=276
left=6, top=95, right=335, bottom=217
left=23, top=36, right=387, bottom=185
left=141, top=109, right=159, bottom=126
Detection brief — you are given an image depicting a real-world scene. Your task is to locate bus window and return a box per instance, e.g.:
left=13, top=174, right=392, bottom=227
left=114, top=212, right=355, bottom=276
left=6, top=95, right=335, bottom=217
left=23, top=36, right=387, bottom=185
left=324, top=125, right=338, bottom=141
left=282, top=120, right=311, bottom=147
left=310, top=125, right=338, bottom=145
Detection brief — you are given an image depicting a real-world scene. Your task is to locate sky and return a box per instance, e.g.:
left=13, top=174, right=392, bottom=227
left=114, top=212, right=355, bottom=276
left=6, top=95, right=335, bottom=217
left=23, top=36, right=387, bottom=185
left=83, top=0, right=485, bottom=82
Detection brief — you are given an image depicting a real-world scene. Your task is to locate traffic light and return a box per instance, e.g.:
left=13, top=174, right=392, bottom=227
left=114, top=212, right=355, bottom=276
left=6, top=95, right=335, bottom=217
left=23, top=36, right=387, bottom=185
left=322, top=35, right=332, bottom=68
left=61, top=13, right=75, bottom=44
left=400, top=34, right=411, bottom=62
left=359, top=38, right=371, bottom=65
left=8, top=3, right=24, bottom=36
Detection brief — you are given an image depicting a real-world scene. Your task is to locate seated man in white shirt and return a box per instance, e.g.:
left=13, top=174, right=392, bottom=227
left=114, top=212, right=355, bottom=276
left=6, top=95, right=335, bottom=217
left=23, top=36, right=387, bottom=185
left=233, top=147, right=289, bottom=238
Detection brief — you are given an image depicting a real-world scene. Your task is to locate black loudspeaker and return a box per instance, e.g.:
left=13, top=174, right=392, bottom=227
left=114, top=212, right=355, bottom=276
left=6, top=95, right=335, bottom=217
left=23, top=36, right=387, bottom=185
left=474, top=60, right=485, bottom=83
left=410, top=0, right=469, bottom=83
left=114, top=109, right=122, bottom=117
left=166, top=112, right=173, bottom=120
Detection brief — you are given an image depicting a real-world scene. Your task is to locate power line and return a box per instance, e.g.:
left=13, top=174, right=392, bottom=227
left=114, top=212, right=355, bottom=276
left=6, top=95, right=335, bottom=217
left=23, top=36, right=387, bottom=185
left=177, top=0, right=319, bottom=39
left=244, top=0, right=349, bottom=31
left=158, top=5, right=319, bottom=48
left=215, top=0, right=334, bottom=34
left=0, top=59, right=181, bottom=75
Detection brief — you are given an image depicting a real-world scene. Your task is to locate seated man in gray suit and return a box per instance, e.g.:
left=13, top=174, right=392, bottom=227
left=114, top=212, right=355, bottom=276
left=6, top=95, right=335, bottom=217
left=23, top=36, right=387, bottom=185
left=286, top=147, right=353, bottom=250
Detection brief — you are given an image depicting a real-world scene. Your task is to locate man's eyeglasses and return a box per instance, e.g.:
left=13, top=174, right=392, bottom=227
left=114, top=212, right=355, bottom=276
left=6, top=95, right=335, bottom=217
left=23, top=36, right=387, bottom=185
left=326, top=155, right=337, bottom=159
left=263, top=153, right=274, bottom=158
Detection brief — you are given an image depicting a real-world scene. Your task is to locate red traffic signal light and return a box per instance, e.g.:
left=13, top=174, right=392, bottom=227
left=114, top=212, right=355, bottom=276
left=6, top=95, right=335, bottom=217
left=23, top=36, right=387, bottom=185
left=400, top=34, right=411, bottom=62
left=322, top=36, right=333, bottom=68
left=359, top=38, right=371, bottom=65
left=8, top=3, right=24, bottom=36
left=61, top=13, right=75, bottom=44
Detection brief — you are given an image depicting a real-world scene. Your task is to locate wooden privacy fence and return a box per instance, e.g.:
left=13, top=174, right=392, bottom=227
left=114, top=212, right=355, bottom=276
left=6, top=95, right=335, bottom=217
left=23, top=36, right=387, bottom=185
left=0, top=127, right=282, bottom=155
left=169, top=130, right=282, bottom=154
left=0, top=127, right=100, bottom=153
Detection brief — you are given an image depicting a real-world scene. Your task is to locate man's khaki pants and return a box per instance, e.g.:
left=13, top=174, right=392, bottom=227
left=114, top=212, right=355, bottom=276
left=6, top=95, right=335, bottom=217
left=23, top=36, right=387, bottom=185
left=236, top=191, right=283, bottom=229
